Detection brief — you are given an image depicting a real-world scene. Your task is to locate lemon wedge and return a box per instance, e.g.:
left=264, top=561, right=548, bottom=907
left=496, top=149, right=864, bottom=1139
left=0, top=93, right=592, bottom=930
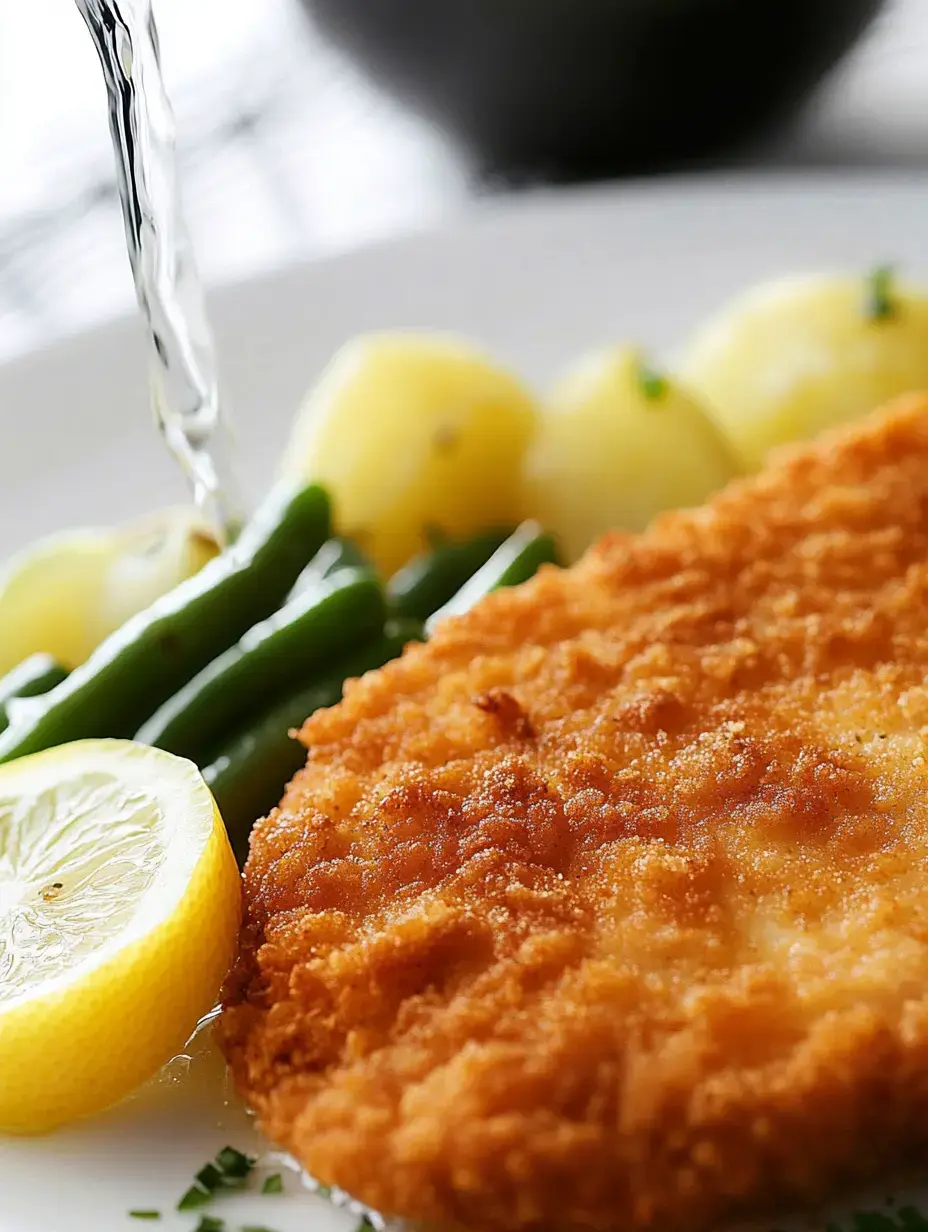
left=0, top=740, right=240, bottom=1133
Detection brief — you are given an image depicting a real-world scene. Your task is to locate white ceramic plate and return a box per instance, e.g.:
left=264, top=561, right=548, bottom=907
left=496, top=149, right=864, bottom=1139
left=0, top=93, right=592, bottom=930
left=2, top=172, right=928, bottom=1232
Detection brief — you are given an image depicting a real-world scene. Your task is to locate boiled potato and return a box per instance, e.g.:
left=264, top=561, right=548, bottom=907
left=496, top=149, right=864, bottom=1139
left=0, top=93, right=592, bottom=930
left=522, top=345, right=737, bottom=563
left=0, top=533, right=113, bottom=674
left=280, top=333, right=539, bottom=575
left=0, top=508, right=218, bottom=675
left=93, top=508, right=219, bottom=647
left=681, top=270, right=928, bottom=471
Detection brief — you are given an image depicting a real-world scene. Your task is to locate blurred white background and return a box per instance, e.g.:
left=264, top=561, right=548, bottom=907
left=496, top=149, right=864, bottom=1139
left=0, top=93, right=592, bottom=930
left=0, top=0, right=925, bottom=362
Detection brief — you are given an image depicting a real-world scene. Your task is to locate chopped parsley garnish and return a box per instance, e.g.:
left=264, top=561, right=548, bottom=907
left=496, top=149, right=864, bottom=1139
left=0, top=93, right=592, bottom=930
left=865, top=264, right=897, bottom=321
left=215, top=1145, right=256, bottom=1181
left=177, top=1186, right=212, bottom=1212
left=178, top=1145, right=258, bottom=1209
left=128, top=1213, right=161, bottom=1221
left=176, top=1143, right=261, bottom=1212
left=355, top=1218, right=376, bottom=1232
left=196, top=1163, right=224, bottom=1192
left=193, top=1218, right=225, bottom=1232
left=636, top=360, right=668, bottom=402
left=261, top=1174, right=284, bottom=1195
left=314, top=1182, right=332, bottom=1200
left=241, top=1226, right=280, bottom=1232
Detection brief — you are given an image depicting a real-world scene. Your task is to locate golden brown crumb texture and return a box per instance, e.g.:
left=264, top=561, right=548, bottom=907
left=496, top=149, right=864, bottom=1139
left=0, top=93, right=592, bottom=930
left=220, top=395, right=928, bottom=1231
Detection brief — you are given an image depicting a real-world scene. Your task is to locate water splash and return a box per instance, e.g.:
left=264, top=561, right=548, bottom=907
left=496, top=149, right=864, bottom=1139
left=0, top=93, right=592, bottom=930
left=75, top=0, right=243, bottom=542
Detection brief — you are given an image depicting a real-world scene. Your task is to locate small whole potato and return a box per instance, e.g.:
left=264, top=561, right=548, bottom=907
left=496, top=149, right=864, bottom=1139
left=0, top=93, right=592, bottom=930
left=94, top=508, right=219, bottom=648
left=280, top=332, right=539, bottom=575
left=681, top=269, right=928, bottom=471
left=0, top=509, right=219, bottom=674
left=522, top=345, right=736, bottom=563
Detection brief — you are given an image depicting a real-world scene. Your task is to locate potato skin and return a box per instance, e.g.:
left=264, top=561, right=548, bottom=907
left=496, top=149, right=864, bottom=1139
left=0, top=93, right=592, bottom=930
left=281, top=332, right=539, bottom=575
left=682, top=272, right=928, bottom=471
left=522, top=345, right=736, bottom=562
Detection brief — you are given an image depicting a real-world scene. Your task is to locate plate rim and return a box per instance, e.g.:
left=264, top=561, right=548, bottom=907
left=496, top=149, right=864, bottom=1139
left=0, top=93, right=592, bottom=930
left=3, top=164, right=928, bottom=380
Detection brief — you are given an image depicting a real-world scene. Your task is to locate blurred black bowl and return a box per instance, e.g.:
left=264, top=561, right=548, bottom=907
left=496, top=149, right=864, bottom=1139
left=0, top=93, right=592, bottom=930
left=299, top=0, right=884, bottom=179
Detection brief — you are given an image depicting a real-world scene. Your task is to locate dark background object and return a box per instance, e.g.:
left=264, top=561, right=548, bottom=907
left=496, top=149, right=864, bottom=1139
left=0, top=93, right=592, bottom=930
left=300, top=0, right=885, bottom=180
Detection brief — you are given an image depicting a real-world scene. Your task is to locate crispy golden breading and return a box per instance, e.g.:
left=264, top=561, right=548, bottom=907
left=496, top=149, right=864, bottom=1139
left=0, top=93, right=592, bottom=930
left=220, top=394, right=928, bottom=1232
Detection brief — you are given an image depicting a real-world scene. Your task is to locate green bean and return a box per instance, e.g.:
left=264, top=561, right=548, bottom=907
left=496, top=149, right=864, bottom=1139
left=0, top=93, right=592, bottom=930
left=0, top=482, right=331, bottom=763
left=289, top=536, right=373, bottom=597
left=0, top=654, right=69, bottom=734
left=135, top=567, right=386, bottom=763
left=425, top=521, right=560, bottom=635
left=386, top=528, right=512, bottom=620
left=204, top=619, right=424, bottom=863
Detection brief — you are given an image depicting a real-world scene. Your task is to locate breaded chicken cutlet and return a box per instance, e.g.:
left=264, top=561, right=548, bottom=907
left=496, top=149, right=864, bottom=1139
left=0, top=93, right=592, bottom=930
left=221, top=393, right=928, bottom=1232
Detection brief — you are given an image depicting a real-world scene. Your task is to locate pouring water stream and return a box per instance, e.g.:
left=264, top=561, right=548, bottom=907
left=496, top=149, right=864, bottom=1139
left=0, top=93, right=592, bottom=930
left=74, top=0, right=244, bottom=543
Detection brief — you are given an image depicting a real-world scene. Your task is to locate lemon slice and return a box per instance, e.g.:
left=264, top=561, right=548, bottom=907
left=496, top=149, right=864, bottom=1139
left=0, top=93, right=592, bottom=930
left=0, top=740, right=240, bottom=1133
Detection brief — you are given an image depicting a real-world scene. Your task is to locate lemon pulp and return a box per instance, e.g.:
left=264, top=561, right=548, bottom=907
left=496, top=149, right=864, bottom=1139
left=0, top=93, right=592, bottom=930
left=0, top=740, right=240, bottom=1133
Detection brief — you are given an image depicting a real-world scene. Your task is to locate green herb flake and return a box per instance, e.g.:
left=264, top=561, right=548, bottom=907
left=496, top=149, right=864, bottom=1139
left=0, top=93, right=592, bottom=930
left=314, top=1183, right=332, bottom=1200
left=128, top=1213, right=161, bottom=1221
left=177, top=1185, right=212, bottom=1212
left=241, top=1226, right=280, bottom=1232
left=193, top=1218, right=225, bottom=1232
left=261, top=1174, right=284, bottom=1195
left=636, top=360, right=668, bottom=403
left=215, top=1145, right=256, bottom=1181
left=865, top=264, right=897, bottom=321
left=195, top=1162, right=224, bottom=1193
left=355, top=1218, right=376, bottom=1232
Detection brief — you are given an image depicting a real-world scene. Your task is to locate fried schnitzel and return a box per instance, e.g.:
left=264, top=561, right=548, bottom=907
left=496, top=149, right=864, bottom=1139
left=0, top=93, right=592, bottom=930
left=220, top=393, right=928, bottom=1232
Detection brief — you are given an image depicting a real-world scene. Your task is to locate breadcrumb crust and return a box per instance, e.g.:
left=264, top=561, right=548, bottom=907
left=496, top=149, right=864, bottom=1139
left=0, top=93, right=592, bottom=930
left=221, top=395, right=928, bottom=1231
